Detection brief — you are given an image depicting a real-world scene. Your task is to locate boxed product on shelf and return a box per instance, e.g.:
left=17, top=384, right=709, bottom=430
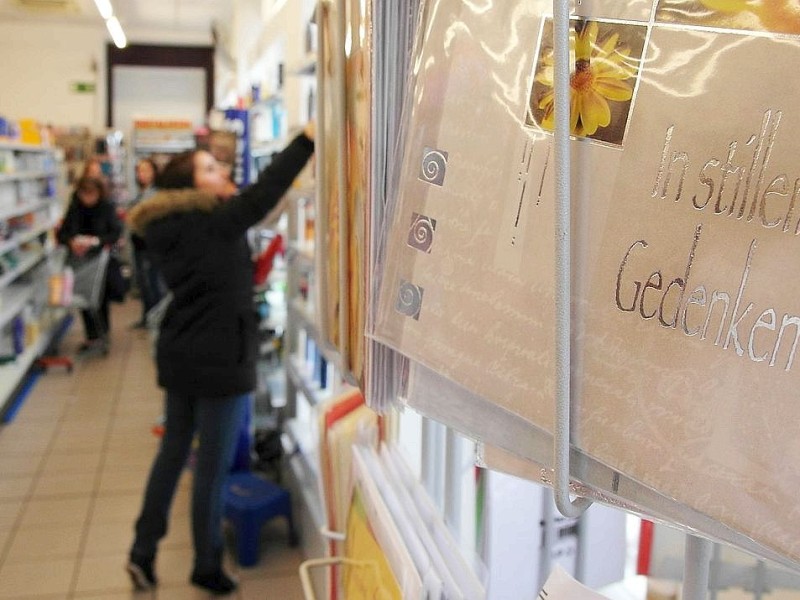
left=17, top=179, right=49, bottom=203
left=18, top=119, right=42, bottom=146
left=0, top=150, right=14, bottom=174
left=14, top=151, right=49, bottom=172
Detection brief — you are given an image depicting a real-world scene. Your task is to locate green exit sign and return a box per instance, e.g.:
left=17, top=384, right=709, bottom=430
left=70, top=81, right=96, bottom=94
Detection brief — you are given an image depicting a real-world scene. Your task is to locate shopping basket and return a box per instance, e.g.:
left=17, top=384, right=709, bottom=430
left=47, top=246, right=111, bottom=358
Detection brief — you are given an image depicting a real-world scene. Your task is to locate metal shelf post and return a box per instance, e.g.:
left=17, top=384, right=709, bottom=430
left=550, top=2, right=714, bottom=595
left=551, top=0, right=592, bottom=520
left=684, top=535, right=713, bottom=600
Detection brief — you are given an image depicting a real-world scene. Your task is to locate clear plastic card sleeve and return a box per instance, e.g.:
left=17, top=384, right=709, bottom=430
left=365, top=0, right=421, bottom=412
left=407, top=361, right=795, bottom=570
left=370, top=0, right=800, bottom=567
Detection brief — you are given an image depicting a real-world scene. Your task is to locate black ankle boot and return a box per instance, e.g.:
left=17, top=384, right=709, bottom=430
left=190, top=569, right=238, bottom=595
left=126, top=554, right=157, bottom=590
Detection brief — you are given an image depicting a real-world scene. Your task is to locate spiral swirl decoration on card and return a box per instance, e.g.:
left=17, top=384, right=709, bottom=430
left=407, top=212, right=437, bottom=253
left=419, top=147, right=448, bottom=186
left=395, top=280, right=424, bottom=320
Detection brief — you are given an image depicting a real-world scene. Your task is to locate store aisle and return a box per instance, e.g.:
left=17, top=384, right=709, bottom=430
left=0, top=300, right=305, bottom=599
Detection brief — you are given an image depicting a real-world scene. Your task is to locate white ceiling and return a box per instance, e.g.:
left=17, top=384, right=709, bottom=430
left=0, top=0, right=234, bottom=36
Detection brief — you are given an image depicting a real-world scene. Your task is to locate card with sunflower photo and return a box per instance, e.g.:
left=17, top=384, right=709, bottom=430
left=656, top=0, right=800, bottom=36
left=526, top=18, right=647, bottom=147
left=570, top=0, right=653, bottom=22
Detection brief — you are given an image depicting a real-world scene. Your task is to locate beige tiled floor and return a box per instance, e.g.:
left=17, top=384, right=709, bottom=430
left=0, top=300, right=306, bottom=599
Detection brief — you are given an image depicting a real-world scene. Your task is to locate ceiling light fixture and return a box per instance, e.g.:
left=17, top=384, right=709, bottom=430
left=92, top=0, right=113, bottom=20
left=106, top=16, right=127, bottom=49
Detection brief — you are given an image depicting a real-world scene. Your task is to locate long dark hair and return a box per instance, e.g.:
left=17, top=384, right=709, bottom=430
left=135, top=157, right=159, bottom=188
left=155, top=151, right=197, bottom=190
left=73, top=175, right=109, bottom=202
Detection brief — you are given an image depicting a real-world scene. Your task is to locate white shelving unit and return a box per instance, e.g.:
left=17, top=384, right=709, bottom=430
left=0, top=250, right=47, bottom=290
left=0, top=171, right=57, bottom=183
left=0, top=218, right=58, bottom=256
left=282, top=188, right=348, bottom=600
left=0, top=141, right=65, bottom=416
left=0, top=310, right=65, bottom=406
left=0, top=287, right=34, bottom=331
left=0, top=199, right=52, bottom=221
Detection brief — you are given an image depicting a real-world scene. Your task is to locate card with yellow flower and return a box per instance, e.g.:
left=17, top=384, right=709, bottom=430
left=656, top=0, right=800, bottom=36
left=527, top=19, right=647, bottom=146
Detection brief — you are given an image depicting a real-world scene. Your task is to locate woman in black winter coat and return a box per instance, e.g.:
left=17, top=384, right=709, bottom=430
left=125, top=124, right=314, bottom=595
left=56, top=175, right=123, bottom=351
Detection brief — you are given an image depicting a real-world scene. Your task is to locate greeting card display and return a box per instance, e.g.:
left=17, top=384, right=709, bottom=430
left=578, top=17, right=800, bottom=566
left=343, top=0, right=372, bottom=384
left=374, top=0, right=800, bottom=565
left=316, top=0, right=346, bottom=351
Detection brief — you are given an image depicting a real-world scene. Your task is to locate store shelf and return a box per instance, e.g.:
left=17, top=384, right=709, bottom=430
left=286, top=356, right=335, bottom=408
left=0, top=218, right=58, bottom=256
left=288, top=299, right=344, bottom=368
left=284, top=417, right=322, bottom=481
left=0, top=171, right=57, bottom=183
left=0, top=144, right=58, bottom=416
left=289, top=298, right=319, bottom=340
left=0, top=199, right=52, bottom=222
left=0, top=251, right=46, bottom=290
left=290, top=55, right=317, bottom=75
left=0, top=287, right=35, bottom=331
left=133, top=142, right=195, bottom=154
left=289, top=453, right=326, bottom=530
left=287, top=241, right=314, bottom=270
left=0, top=141, right=52, bottom=153
left=284, top=421, right=327, bottom=556
left=285, top=186, right=315, bottom=202
left=289, top=300, right=360, bottom=387
left=0, top=309, right=66, bottom=414
left=251, top=139, right=286, bottom=156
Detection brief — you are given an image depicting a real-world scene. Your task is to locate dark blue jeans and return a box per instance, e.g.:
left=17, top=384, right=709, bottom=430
left=131, top=392, right=249, bottom=573
left=133, top=246, right=165, bottom=319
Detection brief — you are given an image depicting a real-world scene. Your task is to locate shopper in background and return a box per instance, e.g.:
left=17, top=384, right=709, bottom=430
left=56, top=175, right=123, bottom=352
left=129, top=157, right=164, bottom=328
left=125, top=122, right=315, bottom=595
left=81, top=156, right=111, bottom=190
left=82, top=156, right=104, bottom=180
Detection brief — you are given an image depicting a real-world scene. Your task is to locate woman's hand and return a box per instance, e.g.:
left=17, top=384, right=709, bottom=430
left=69, top=235, right=99, bottom=257
left=303, top=121, right=315, bottom=141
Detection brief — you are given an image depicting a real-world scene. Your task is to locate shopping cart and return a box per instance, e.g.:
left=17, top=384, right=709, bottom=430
left=38, top=246, right=111, bottom=370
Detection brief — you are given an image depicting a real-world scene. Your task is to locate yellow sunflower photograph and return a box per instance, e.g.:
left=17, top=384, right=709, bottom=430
left=526, top=19, right=646, bottom=146
left=656, top=0, right=800, bottom=35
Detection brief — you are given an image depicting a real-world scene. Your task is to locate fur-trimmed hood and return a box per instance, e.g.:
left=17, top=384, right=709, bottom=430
left=127, top=189, right=219, bottom=236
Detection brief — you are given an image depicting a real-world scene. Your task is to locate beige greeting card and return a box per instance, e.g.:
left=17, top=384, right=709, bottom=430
left=317, top=0, right=346, bottom=351
left=374, top=0, right=640, bottom=464
left=578, top=25, right=800, bottom=564
left=344, top=0, right=372, bottom=384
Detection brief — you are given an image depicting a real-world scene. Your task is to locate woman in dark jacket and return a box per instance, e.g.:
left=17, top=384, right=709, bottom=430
left=56, top=175, right=123, bottom=351
left=129, top=157, right=164, bottom=328
left=125, top=124, right=314, bottom=595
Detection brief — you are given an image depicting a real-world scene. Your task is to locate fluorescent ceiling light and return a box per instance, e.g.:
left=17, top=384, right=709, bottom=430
left=93, top=0, right=113, bottom=20
left=106, top=16, right=127, bottom=49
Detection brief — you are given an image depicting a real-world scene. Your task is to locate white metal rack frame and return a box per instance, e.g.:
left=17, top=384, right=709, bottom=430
left=547, top=1, right=753, bottom=598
